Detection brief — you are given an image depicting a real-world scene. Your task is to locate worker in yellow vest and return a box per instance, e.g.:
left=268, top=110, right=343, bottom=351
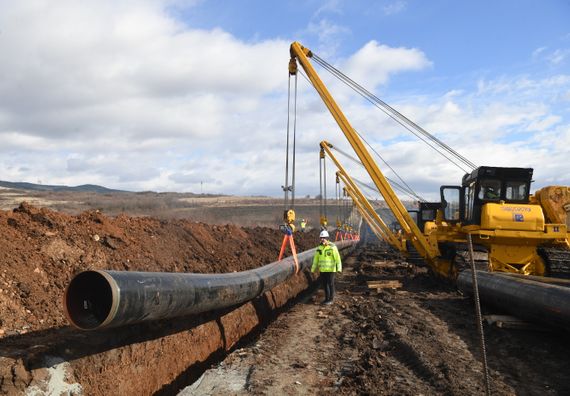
left=311, top=230, right=342, bottom=305
left=300, top=219, right=307, bottom=232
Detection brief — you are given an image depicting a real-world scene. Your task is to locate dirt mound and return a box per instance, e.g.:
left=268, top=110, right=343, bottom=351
left=0, top=203, right=320, bottom=337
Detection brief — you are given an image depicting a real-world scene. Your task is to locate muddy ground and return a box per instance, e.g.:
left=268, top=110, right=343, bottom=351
left=0, top=204, right=569, bottom=395
left=183, top=235, right=570, bottom=396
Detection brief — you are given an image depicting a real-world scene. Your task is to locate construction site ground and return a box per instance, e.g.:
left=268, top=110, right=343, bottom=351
left=0, top=203, right=569, bottom=395
left=183, top=241, right=570, bottom=396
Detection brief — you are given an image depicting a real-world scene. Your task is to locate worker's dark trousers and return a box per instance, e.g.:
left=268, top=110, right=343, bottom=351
left=321, top=272, right=335, bottom=301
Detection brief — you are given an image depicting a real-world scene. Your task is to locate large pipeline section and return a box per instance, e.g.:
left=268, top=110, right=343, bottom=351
left=65, top=240, right=356, bottom=330
left=457, top=270, right=570, bottom=331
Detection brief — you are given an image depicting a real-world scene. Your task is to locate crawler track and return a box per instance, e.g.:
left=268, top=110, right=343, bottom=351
left=539, top=246, right=570, bottom=279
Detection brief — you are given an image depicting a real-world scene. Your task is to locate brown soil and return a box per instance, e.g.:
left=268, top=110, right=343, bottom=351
left=0, top=202, right=319, bottom=336
left=0, top=203, right=324, bottom=395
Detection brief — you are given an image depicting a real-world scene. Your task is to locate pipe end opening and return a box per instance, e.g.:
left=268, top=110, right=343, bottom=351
left=65, top=271, right=114, bottom=330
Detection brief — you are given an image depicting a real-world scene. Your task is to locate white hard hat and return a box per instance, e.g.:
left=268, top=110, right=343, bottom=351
left=319, top=230, right=330, bottom=238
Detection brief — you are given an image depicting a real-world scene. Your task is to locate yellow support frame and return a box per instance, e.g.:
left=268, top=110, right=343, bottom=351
left=320, top=141, right=402, bottom=251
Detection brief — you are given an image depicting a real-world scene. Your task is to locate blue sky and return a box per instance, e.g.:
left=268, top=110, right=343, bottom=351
left=179, top=1, right=568, bottom=73
left=0, top=0, right=568, bottom=199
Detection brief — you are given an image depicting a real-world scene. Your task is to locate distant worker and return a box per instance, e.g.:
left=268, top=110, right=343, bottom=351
left=300, top=219, right=307, bottom=232
left=311, top=230, right=342, bottom=305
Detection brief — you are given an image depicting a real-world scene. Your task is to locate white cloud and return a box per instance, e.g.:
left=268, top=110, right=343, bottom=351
left=532, top=46, right=547, bottom=58
left=0, top=0, right=294, bottom=192
left=548, top=48, right=569, bottom=65
left=342, top=41, right=432, bottom=90
left=526, top=115, right=561, bottom=131
left=530, top=45, right=569, bottom=66
left=383, top=1, right=407, bottom=16
left=303, top=19, right=351, bottom=58
left=314, top=0, right=343, bottom=17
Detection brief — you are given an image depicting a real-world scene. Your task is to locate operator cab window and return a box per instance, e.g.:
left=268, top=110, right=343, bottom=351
left=442, top=188, right=460, bottom=221
left=478, top=179, right=501, bottom=200
left=408, top=211, right=418, bottom=225
left=505, top=181, right=528, bottom=201
left=421, top=209, right=436, bottom=221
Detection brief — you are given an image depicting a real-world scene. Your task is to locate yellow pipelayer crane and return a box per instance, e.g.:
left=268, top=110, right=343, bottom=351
left=289, top=41, right=570, bottom=279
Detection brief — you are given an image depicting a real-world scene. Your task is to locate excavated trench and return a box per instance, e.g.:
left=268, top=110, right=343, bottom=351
left=0, top=204, right=354, bottom=395
left=3, top=264, right=337, bottom=395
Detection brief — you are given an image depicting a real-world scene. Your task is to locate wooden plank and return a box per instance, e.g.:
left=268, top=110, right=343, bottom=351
left=367, top=280, right=402, bottom=289
left=372, top=261, right=399, bottom=269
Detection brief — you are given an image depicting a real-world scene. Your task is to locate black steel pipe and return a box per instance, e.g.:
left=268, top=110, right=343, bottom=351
left=65, top=240, right=356, bottom=330
left=457, top=270, right=570, bottom=331
left=492, top=272, right=570, bottom=288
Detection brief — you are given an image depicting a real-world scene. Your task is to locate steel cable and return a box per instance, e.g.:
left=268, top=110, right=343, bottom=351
left=312, top=54, right=477, bottom=173
left=467, top=234, right=492, bottom=396
left=298, top=68, right=428, bottom=202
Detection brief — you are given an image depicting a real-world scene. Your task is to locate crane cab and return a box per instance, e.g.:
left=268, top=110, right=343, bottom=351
left=440, top=167, right=534, bottom=227
left=409, top=202, right=443, bottom=233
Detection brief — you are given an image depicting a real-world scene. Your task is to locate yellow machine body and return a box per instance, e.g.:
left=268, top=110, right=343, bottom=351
left=481, top=203, right=544, bottom=231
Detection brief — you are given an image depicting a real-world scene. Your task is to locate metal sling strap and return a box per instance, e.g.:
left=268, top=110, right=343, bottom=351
left=278, top=232, right=300, bottom=274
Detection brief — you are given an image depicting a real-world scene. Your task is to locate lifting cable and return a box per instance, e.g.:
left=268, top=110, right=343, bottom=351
left=279, top=72, right=299, bottom=274
left=297, top=67, right=429, bottom=203
left=354, top=175, right=425, bottom=203
left=354, top=182, right=393, bottom=225
left=344, top=190, right=351, bottom=225
left=283, top=72, right=299, bottom=209
left=319, top=153, right=324, bottom=220
left=311, top=54, right=477, bottom=173
left=336, top=175, right=342, bottom=227
left=319, top=153, right=329, bottom=228
left=335, top=178, right=343, bottom=241
left=332, top=145, right=426, bottom=202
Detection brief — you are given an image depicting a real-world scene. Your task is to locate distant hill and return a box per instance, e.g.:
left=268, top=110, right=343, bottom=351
left=0, top=180, right=128, bottom=194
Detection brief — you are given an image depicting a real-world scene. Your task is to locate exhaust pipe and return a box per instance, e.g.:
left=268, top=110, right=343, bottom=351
left=65, top=240, right=356, bottom=330
left=457, top=270, right=570, bottom=331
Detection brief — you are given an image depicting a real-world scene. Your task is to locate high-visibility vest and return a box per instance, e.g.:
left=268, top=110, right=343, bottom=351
left=311, top=243, right=342, bottom=273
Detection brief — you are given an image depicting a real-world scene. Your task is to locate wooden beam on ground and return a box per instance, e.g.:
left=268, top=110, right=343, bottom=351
left=367, top=280, right=402, bottom=290
left=372, top=261, right=400, bottom=269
